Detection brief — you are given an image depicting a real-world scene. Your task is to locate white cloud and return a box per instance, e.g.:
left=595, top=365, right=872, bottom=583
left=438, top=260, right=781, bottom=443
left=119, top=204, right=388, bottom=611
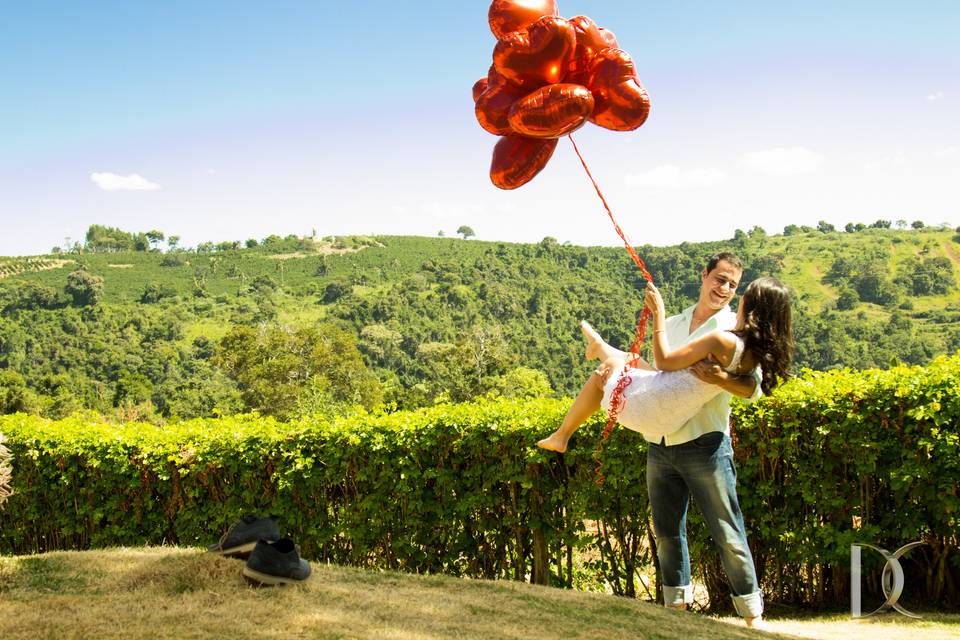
left=935, top=146, right=958, bottom=157
left=624, top=164, right=727, bottom=189
left=90, top=172, right=161, bottom=191
left=741, top=147, right=821, bottom=176
left=927, top=91, right=944, bottom=101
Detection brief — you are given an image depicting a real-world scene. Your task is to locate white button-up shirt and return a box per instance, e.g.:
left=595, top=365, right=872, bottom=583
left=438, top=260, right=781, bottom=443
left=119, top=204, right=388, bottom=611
left=642, top=303, right=763, bottom=446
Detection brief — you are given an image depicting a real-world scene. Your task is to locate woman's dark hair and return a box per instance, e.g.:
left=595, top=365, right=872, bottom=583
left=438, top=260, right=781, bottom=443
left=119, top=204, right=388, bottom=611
left=734, top=276, right=793, bottom=395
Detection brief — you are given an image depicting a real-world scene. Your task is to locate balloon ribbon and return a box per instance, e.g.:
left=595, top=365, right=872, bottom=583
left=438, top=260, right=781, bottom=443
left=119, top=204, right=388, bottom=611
left=567, top=133, right=653, bottom=484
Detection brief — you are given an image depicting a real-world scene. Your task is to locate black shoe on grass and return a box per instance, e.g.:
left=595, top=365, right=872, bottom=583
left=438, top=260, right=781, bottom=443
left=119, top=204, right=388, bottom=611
left=207, top=514, right=280, bottom=559
left=242, top=538, right=311, bottom=586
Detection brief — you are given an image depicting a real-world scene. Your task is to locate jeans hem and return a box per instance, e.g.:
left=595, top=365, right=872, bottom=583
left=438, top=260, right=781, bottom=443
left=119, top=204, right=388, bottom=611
left=731, top=590, right=763, bottom=618
left=662, top=584, right=693, bottom=606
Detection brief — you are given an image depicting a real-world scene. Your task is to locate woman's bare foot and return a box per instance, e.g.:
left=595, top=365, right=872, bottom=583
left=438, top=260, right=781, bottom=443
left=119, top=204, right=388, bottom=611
left=537, top=431, right=569, bottom=453
left=580, top=321, right=604, bottom=361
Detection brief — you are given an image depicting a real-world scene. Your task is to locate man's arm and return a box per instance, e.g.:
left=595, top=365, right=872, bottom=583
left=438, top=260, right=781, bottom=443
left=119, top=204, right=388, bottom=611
left=689, top=361, right=762, bottom=400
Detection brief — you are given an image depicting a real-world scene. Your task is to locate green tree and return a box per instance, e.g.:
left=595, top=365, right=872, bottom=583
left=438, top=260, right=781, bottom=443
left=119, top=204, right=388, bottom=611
left=64, top=269, right=104, bottom=306
left=835, top=286, right=859, bottom=310
left=113, top=371, right=153, bottom=407
left=414, top=325, right=515, bottom=403
left=494, top=367, right=553, bottom=399
left=2, top=282, right=64, bottom=312
left=817, top=220, right=835, bottom=233
left=911, top=220, right=925, bottom=230
left=359, top=324, right=404, bottom=369
left=140, top=283, right=176, bottom=304
left=85, top=224, right=142, bottom=252
left=0, top=370, right=38, bottom=414
left=322, top=279, right=349, bottom=304
left=216, top=323, right=383, bottom=419
left=824, top=255, right=853, bottom=283
left=457, top=225, right=476, bottom=240
left=897, top=257, right=954, bottom=295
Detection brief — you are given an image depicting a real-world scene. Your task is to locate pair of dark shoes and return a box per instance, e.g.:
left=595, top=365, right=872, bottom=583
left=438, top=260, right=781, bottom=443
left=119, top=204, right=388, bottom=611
left=207, top=514, right=311, bottom=586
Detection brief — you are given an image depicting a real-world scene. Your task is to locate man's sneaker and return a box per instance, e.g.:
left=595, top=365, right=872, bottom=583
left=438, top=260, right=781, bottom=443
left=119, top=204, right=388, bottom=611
left=242, top=538, right=312, bottom=586
left=207, top=514, right=280, bottom=559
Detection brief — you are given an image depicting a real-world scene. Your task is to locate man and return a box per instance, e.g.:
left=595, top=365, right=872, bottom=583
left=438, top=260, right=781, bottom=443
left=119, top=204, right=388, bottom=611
left=646, top=252, right=765, bottom=627
left=536, top=251, right=765, bottom=627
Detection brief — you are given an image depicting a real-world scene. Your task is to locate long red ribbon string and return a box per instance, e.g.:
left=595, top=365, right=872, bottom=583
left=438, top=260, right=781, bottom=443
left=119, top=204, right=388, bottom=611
left=567, top=134, right=653, bottom=483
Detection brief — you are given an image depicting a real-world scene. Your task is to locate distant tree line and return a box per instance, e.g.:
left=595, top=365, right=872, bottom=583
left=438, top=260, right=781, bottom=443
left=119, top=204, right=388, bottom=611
left=780, top=219, right=943, bottom=236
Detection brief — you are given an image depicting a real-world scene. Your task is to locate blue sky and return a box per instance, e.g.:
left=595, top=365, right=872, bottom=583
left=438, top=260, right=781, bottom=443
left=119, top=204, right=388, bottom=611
left=1, top=1, right=957, bottom=255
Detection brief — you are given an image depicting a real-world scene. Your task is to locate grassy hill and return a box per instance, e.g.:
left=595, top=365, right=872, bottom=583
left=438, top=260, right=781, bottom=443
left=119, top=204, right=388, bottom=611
left=1, top=228, right=958, bottom=419
left=2, top=547, right=958, bottom=639
left=6, top=228, right=958, bottom=332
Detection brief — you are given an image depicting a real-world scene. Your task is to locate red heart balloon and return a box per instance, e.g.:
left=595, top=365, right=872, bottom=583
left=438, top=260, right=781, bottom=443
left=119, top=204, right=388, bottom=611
left=472, top=77, right=489, bottom=103
left=493, top=16, right=576, bottom=89
left=565, top=16, right=618, bottom=86
left=587, top=48, right=651, bottom=131
left=488, top=0, right=558, bottom=40
left=475, top=68, right=527, bottom=136
left=490, top=135, right=558, bottom=190
left=508, top=83, right=594, bottom=138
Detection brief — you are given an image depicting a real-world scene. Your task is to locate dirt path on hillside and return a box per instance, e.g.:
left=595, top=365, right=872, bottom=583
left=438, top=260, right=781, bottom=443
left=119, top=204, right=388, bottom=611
left=943, top=241, right=960, bottom=267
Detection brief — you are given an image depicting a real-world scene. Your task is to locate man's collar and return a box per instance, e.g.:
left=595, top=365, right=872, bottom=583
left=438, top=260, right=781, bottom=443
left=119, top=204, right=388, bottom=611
left=684, top=302, right=732, bottom=324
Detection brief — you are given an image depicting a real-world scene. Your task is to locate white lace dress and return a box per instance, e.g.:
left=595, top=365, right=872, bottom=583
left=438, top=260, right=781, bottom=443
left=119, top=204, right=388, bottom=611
left=600, top=335, right=747, bottom=437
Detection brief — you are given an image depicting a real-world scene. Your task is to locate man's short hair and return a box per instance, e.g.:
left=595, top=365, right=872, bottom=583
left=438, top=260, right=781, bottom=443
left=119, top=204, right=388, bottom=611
left=705, top=252, right=743, bottom=274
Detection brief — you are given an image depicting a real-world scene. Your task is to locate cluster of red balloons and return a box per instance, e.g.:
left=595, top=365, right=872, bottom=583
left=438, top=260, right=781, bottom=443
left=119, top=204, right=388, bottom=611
left=474, top=0, right=651, bottom=190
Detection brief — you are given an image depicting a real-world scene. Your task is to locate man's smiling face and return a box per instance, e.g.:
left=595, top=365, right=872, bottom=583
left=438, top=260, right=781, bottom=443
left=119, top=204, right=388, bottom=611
left=699, top=260, right=742, bottom=311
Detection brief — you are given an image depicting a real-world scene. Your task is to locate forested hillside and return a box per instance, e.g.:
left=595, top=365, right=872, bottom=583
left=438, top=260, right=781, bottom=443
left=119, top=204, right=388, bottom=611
left=1, top=224, right=958, bottom=421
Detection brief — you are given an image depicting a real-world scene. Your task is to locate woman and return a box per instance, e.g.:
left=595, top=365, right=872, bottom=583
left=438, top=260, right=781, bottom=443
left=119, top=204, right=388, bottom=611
left=538, top=276, right=793, bottom=452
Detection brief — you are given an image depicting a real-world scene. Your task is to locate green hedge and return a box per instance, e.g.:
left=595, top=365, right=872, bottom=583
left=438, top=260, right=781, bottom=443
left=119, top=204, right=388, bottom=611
left=0, top=431, right=11, bottom=507
left=727, top=353, right=960, bottom=609
left=1, top=354, right=958, bottom=609
left=0, top=401, right=655, bottom=598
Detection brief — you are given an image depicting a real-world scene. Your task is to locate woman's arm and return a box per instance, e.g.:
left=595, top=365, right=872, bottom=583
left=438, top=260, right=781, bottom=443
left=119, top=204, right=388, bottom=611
left=644, top=282, right=731, bottom=371
left=654, top=330, right=727, bottom=371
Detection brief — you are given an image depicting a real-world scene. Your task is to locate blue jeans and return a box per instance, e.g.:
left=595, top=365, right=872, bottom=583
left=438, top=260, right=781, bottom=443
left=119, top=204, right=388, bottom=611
left=646, top=431, right=763, bottom=618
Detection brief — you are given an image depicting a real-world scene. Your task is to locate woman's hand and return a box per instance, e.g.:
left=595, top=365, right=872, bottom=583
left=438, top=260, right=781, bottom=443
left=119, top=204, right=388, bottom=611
left=644, top=281, right=666, bottom=326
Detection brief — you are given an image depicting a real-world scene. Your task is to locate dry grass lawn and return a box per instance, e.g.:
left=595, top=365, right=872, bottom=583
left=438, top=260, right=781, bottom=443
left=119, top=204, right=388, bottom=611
left=0, top=547, right=957, bottom=640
